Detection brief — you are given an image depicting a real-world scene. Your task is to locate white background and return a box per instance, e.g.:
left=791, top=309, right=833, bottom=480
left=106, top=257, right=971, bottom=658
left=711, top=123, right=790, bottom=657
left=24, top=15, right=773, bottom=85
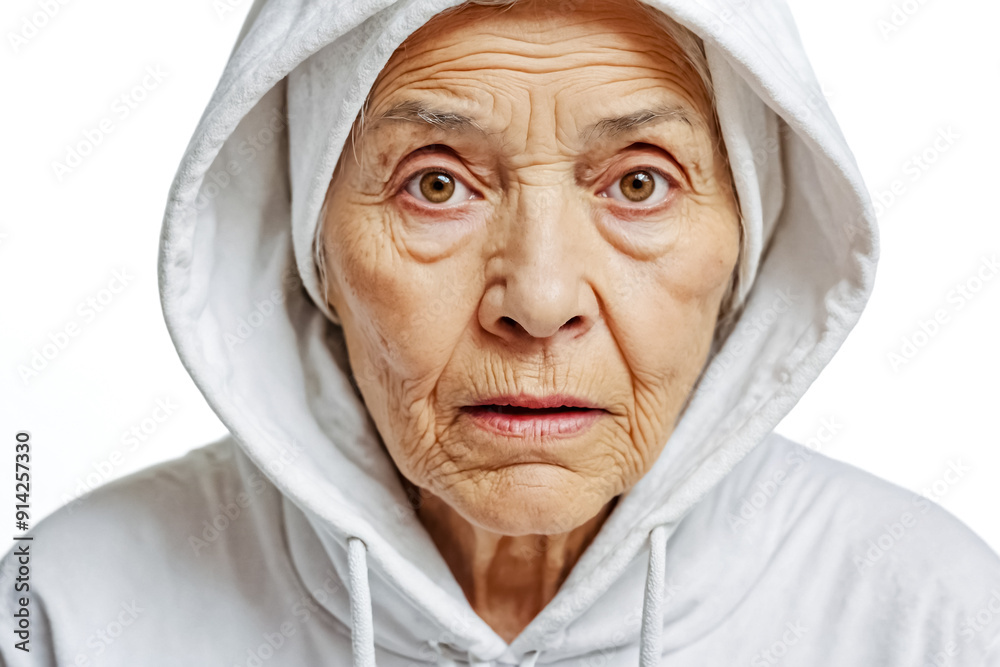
left=2, top=0, right=998, bottom=557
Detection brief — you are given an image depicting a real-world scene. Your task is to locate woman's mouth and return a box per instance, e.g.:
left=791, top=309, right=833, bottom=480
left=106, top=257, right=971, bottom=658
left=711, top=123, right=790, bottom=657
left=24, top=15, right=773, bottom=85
left=461, top=394, right=606, bottom=438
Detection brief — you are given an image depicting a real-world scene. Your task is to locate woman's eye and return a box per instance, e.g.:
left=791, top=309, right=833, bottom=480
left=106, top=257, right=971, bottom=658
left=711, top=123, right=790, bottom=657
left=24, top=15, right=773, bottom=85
left=403, top=170, right=475, bottom=205
left=600, top=169, right=671, bottom=205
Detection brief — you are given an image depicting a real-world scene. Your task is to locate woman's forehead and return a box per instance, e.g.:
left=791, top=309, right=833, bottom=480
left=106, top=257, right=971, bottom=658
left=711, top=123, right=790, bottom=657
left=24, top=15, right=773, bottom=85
left=354, top=94, right=710, bottom=167
left=361, top=0, right=714, bottom=136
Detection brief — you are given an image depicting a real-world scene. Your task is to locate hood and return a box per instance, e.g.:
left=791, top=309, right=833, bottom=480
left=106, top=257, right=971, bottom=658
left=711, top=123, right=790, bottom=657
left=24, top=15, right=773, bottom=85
left=158, top=0, right=877, bottom=664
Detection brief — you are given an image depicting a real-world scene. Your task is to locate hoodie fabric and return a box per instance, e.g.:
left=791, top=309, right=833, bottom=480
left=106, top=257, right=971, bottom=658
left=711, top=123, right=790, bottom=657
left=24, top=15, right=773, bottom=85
left=4, top=0, right=1000, bottom=665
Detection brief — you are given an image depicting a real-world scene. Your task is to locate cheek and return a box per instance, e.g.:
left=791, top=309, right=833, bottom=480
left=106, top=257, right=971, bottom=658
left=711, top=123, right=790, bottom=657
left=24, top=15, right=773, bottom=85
left=341, top=258, right=474, bottom=380
left=666, top=217, right=740, bottom=308
left=322, top=198, right=479, bottom=448
left=612, top=206, right=738, bottom=351
left=608, top=209, right=739, bottom=445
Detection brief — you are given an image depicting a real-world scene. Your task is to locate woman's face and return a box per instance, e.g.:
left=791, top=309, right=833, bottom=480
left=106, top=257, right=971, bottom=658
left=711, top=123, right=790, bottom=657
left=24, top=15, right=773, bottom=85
left=321, top=0, right=739, bottom=535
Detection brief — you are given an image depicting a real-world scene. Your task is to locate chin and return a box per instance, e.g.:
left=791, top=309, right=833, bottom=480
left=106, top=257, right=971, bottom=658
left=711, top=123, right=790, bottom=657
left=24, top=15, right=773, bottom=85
left=451, top=463, right=610, bottom=536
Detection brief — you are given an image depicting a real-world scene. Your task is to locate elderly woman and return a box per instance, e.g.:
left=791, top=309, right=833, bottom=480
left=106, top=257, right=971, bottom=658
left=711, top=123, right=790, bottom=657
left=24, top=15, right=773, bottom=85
left=4, top=0, right=999, bottom=665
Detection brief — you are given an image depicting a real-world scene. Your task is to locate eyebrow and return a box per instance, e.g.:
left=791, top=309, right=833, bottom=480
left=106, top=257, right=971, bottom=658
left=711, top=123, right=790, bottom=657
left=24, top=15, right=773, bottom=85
left=366, top=100, right=488, bottom=135
left=584, top=103, right=695, bottom=140
left=363, top=99, right=697, bottom=143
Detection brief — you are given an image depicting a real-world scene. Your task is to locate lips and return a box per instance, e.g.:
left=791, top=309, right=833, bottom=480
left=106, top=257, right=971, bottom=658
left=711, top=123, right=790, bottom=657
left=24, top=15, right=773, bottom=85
left=461, top=393, right=605, bottom=438
left=468, top=393, right=601, bottom=411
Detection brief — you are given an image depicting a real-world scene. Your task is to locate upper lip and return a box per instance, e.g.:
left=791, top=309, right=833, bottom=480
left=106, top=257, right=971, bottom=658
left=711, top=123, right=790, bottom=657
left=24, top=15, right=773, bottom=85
left=468, top=393, right=602, bottom=410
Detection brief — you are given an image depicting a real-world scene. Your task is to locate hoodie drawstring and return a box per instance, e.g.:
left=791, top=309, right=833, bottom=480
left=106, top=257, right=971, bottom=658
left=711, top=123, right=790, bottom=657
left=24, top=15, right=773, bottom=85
left=347, top=527, right=667, bottom=667
left=348, top=537, right=376, bottom=667
left=639, top=525, right=667, bottom=667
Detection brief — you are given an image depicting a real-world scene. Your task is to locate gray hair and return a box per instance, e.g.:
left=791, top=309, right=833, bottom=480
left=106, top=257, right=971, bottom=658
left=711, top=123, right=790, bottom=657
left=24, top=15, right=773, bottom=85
left=315, top=0, right=744, bottom=340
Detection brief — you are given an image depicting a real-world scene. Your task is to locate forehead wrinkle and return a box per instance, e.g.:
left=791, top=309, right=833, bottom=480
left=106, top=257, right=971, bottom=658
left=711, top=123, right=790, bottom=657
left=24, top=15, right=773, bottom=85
left=382, top=18, right=705, bottom=79
left=413, top=1, right=689, bottom=53
left=368, top=60, right=710, bottom=138
left=355, top=96, right=708, bottom=171
left=389, top=49, right=689, bottom=80
left=353, top=38, right=714, bottom=168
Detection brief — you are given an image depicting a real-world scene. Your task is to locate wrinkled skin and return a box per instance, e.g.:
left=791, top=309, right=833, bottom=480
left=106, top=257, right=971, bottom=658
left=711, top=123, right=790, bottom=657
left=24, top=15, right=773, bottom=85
left=321, top=0, right=739, bottom=641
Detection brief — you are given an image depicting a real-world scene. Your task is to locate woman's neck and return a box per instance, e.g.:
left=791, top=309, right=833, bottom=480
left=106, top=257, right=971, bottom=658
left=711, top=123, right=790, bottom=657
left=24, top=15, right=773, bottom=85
left=414, top=489, right=616, bottom=643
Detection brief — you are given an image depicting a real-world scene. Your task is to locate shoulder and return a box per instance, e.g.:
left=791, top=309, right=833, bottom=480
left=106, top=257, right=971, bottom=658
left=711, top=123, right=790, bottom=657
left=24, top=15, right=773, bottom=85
left=3, top=435, right=289, bottom=576
left=16, top=436, right=278, bottom=560
left=720, top=431, right=1000, bottom=575
left=688, top=431, right=1000, bottom=661
left=0, top=437, right=303, bottom=664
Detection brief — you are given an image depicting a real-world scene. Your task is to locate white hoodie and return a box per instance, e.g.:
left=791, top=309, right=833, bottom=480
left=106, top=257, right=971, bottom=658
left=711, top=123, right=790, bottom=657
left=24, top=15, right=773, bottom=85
left=4, top=0, right=1000, bottom=665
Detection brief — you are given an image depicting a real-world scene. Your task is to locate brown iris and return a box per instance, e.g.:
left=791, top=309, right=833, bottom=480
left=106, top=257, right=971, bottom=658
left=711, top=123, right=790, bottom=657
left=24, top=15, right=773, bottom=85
left=619, top=170, right=655, bottom=202
left=419, top=171, right=455, bottom=203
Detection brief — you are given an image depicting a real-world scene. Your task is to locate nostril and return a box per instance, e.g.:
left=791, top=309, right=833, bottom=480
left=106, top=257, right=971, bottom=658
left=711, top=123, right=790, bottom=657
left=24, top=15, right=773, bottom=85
left=500, top=316, right=521, bottom=331
left=499, top=315, right=584, bottom=340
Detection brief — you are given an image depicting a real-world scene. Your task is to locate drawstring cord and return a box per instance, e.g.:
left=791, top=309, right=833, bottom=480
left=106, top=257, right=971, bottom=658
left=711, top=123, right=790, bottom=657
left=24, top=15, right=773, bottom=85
left=639, top=525, right=668, bottom=667
left=348, top=537, right=376, bottom=667
left=347, top=525, right=668, bottom=667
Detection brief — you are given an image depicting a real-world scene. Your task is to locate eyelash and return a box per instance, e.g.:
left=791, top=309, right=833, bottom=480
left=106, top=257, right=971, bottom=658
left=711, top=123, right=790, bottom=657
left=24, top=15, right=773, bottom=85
left=597, top=165, right=678, bottom=208
left=398, top=163, right=680, bottom=209
left=400, top=166, right=478, bottom=206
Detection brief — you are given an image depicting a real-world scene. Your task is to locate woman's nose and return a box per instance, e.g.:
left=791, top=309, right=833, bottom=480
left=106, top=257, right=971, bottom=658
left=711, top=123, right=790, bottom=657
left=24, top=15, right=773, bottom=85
left=478, top=188, right=599, bottom=343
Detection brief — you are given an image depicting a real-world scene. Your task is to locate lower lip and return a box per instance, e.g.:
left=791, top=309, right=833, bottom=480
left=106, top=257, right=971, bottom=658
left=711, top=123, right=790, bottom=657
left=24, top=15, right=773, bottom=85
left=462, top=406, right=605, bottom=438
